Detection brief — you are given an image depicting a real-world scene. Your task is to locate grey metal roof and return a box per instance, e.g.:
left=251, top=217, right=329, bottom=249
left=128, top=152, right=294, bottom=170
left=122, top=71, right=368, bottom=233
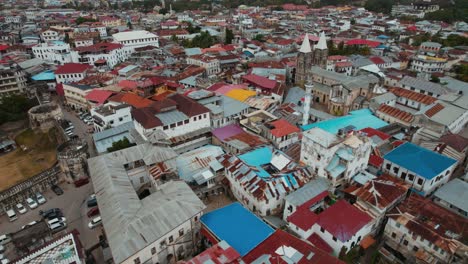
left=155, top=110, right=188, bottom=126
left=222, top=95, right=249, bottom=117
left=400, top=76, right=451, bottom=95
left=284, top=178, right=330, bottom=207
left=418, top=101, right=466, bottom=126
left=284, top=86, right=304, bottom=105
left=92, top=121, right=135, bottom=142
left=434, top=178, right=468, bottom=213
left=88, top=144, right=204, bottom=264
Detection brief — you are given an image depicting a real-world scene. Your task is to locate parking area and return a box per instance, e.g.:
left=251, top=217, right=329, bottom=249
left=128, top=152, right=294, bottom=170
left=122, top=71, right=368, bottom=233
left=0, top=179, right=103, bottom=258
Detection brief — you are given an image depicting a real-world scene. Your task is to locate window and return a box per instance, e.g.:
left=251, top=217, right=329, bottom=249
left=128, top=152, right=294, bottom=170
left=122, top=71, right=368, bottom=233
left=317, top=155, right=321, bottom=161
left=151, top=247, right=156, bottom=255
left=179, top=228, right=184, bottom=236
left=417, top=178, right=423, bottom=185
left=170, top=123, right=176, bottom=128
left=403, top=240, right=408, bottom=246
left=413, top=246, right=418, bottom=252
left=160, top=240, right=166, bottom=249
left=140, top=177, right=144, bottom=184
left=194, top=216, right=198, bottom=222
left=134, top=257, right=141, bottom=264
left=184, top=120, right=189, bottom=124
left=386, top=163, right=391, bottom=170
left=169, top=236, right=173, bottom=243
left=320, top=227, right=325, bottom=233
left=393, top=167, right=399, bottom=174
left=333, top=236, right=337, bottom=241
left=119, top=117, right=123, bottom=122
left=177, top=121, right=183, bottom=126
left=408, top=174, right=414, bottom=181
left=391, top=232, right=396, bottom=238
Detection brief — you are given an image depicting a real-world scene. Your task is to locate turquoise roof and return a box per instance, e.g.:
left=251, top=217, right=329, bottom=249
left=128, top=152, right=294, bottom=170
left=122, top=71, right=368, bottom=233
left=32, top=70, right=55, bottom=81
left=301, top=109, right=388, bottom=134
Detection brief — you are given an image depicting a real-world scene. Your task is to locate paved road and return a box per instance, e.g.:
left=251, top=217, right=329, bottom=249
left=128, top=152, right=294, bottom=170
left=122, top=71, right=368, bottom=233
left=61, top=107, right=97, bottom=157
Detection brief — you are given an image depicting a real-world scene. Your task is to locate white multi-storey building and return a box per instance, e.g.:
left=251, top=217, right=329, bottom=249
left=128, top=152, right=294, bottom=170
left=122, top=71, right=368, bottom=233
left=186, top=54, right=221, bottom=76
left=112, top=30, right=159, bottom=50
left=300, top=128, right=372, bottom=191
left=32, top=41, right=79, bottom=64
left=410, top=55, right=447, bottom=73
left=382, top=142, right=457, bottom=197
left=76, top=42, right=132, bottom=68
left=54, top=63, right=92, bottom=84
left=91, top=103, right=132, bottom=132
left=40, top=29, right=61, bottom=42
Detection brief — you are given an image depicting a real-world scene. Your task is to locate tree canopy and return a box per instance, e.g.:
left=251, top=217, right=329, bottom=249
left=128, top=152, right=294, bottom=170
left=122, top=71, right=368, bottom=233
left=0, top=94, right=37, bottom=125
left=107, top=137, right=135, bottom=152
left=181, top=31, right=217, bottom=48
left=75, top=17, right=97, bottom=25
left=225, top=28, right=234, bottom=44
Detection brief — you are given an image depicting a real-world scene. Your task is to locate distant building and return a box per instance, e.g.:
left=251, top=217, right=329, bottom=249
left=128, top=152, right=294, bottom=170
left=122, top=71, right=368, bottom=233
left=54, top=63, right=92, bottom=84
left=0, top=66, right=27, bottom=97
left=91, top=102, right=132, bottom=132
left=112, top=30, right=159, bottom=49
left=261, top=119, right=300, bottom=150
left=32, top=41, right=79, bottom=64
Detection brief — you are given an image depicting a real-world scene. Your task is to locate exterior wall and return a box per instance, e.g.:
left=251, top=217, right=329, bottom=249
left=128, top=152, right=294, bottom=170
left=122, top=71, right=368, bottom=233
left=32, top=43, right=79, bottom=64
left=263, top=131, right=299, bottom=151
left=63, top=84, right=91, bottom=110
left=410, top=57, right=447, bottom=73
left=80, top=47, right=132, bottom=68
left=384, top=218, right=451, bottom=263
left=382, top=160, right=455, bottom=196
left=56, top=72, right=86, bottom=84
left=135, top=113, right=211, bottom=140
left=114, top=36, right=159, bottom=49
left=0, top=68, right=28, bottom=97
left=121, top=213, right=203, bottom=264
left=186, top=57, right=221, bottom=76
left=226, top=167, right=283, bottom=216
left=433, top=197, right=468, bottom=218
left=376, top=111, right=412, bottom=127
left=74, top=39, right=94, bottom=47
left=447, top=110, right=468, bottom=134
left=91, top=105, right=132, bottom=132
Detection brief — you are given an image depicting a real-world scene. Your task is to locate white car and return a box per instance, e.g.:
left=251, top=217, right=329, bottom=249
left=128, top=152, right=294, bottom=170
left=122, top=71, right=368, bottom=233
left=88, top=216, right=102, bottom=229
left=15, top=203, right=27, bottom=214
left=21, top=221, right=39, bottom=230
left=26, top=198, right=38, bottom=209
left=47, top=217, right=67, bottom=228
left=36, top=192, right=46, bottom=204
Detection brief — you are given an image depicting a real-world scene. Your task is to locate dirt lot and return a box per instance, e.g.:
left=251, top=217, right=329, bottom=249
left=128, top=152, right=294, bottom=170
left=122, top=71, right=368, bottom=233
left=0, top=128, right=58, bottom=192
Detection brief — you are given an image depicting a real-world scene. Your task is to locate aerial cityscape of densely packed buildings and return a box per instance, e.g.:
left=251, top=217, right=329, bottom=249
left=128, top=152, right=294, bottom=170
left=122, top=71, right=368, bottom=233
left=0, top=0, right=467, bottom=263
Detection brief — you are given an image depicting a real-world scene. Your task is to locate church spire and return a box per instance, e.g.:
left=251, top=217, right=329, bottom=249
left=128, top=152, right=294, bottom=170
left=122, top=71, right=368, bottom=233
left=315, top=31, right=327, bottom=50
left=299, top=33, right=312, bottom=53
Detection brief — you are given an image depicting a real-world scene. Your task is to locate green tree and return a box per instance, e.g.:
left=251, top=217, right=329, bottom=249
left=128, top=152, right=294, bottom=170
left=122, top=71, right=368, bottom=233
left=63, top=33, right=70, bottom=44
left=170, top=34, right=178, bottom=43
left=159, top=8, right=168, bottom=15
left=365, top=0, right=395, bottom=14
left=253, top=34, right=265, bottom=42
left=430, top=75, right=440, bottom=83
left=107, top=137, right=135, bottom=152
left=75, top=17, right=97, bottom=25
left=0, top=94, right=37, bottom=125
left=453, top=64, right=468, bottom=82
left=225, top=28, right=234, bottom=44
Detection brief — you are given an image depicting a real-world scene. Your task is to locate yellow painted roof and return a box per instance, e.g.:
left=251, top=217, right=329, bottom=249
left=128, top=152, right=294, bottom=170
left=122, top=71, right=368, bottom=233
left=225, top=89, right=256, bottom=102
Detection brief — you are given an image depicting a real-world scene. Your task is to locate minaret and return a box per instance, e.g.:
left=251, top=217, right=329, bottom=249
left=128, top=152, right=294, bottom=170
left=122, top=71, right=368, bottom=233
left=302, top=78, right=313, bottom=125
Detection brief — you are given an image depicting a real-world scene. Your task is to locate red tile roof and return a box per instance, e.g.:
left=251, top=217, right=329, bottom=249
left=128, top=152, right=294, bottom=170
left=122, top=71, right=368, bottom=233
left=439, top=134, right=468, bottom=152
left=242, top=74, right=277, bottom=90
left=378, top=104, right=414, bottom=123
left=425, top=103, right=444, bottom=118
left=55, top=63, right=92, bottom=74
left=316, top=200, right=372, bottom=242
left=76, top=42, right=123, bottom=53
left=242, top=230, right=344, bottom=264
left=368, top=154, right=384, bottom=168
left=349, top=174, right=409, bottom=210
left=346, top=39, right=381, bottom=48
left=184, top=241, right=241, bottom=264
left=307, top=233, right=333, bottom=254
left=360, top=127, right=391, bottom=141
left=389, top=87, right=436, bottom=105
left=85, top=89, right=114, bottom=105
left=369, top=56, right=385, bottom=65
left=267, top=119, right=300, bottom=137
left=108, top=93, right=154, bottom=109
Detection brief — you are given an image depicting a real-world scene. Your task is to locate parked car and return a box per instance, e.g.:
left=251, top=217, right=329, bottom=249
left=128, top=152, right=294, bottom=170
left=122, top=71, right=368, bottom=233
left=51, top=184, right=64, bottom=195
left=6, top=209, right=17, bottom=222
left=87, top=207, right=100, bottom=218
left=26, top=197, right=38, bottom=209
left=15, top=203, right=27, bottom=214
left=39, top=208, right=63, bottom=220
left=74, top=178, right=89, bottom=187
left=87, top=194, right=97, bottom=208
left=88, top=216, right=102, bottom=229
left=47, top=217, right=67, bottom=228
left=21, top=221, right=39, bottom=230
left=35, top=192, right=46, bottom=204
left=49, top=222, right=67, bottom=233
left=0, top=234, right=11, bottom=245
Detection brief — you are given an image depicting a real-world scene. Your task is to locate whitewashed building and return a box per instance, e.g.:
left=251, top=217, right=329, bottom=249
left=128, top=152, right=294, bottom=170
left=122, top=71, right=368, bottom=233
left=54, top=63, right=92, bottom=84
left=300, top=128, right=372, bottom=191
left=91, top=102, right=132, bottom=132
left=32, top=41, right=79, bottom=64
left=186, top=54, right=221, bottom=76
left=112, top=30, right=159, bottom=49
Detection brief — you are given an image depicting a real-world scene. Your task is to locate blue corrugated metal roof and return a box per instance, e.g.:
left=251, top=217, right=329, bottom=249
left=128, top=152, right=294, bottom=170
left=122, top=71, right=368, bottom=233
left=384, top=142, right=457, bottom=180
left=301, top=109, right=388, bottom=134
left=32, top=70, right=55, bottom=81
left=201, top=202, right=274, bottom=256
